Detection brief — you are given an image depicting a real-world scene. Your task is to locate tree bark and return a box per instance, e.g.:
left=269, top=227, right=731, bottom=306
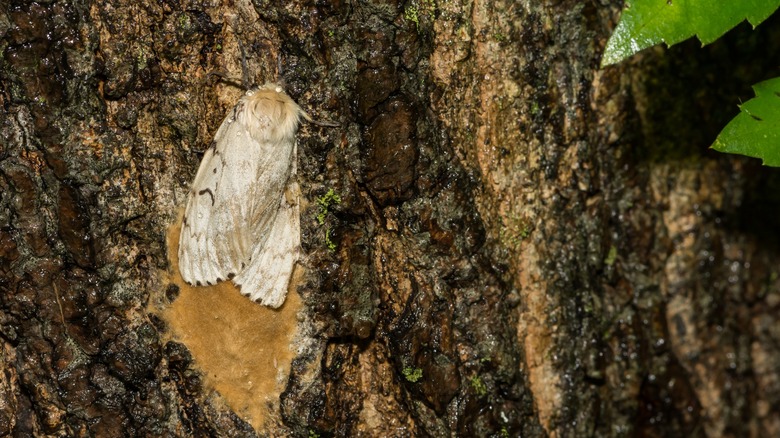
left=2, top=0, right=780, bottom=436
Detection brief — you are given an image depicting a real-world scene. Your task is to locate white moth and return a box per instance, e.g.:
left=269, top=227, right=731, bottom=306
left=178, top=83, right=309, bottom=308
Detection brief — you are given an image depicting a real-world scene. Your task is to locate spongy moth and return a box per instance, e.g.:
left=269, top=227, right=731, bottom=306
left=178, top=83, right=309, bottom=308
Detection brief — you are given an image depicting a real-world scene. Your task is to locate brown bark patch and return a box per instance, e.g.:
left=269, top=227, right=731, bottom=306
left=159, top=216, right=302, bottom=431
left=57, top=183, right=95, bottom=269
left=362, top=99, right=418, bottom=205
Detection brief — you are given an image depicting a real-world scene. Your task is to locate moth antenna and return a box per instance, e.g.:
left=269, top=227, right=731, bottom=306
left=204, top=70, right=244, bottom=89
left=277, top=56, right=337, bottom=127
left=307, top=117, right=340, bottom=128
left=236, top=37, right=252, bottom=90
left=276, top=53, right=287, bottom=89
left=204, top=18, right=251, bottom=90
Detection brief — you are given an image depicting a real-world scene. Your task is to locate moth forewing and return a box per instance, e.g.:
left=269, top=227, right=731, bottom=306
left=178, top=83, right=306, bottom=307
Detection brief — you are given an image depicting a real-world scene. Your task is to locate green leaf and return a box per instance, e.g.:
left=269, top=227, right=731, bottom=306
left=602, top=0, right=780, bottom=66
left=712, top=77, right=780, bottom=166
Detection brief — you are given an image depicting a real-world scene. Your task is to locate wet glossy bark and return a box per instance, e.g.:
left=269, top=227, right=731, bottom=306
left=2, top=0, right=780, bottom=436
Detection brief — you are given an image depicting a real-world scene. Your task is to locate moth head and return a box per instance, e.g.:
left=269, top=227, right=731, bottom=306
left=240, top=83, right=307, bottom=144
left=246, top=83, right=286, bottom=96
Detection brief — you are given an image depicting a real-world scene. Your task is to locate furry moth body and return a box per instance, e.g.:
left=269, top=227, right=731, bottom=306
left=179, top=83, right=308, bottom=308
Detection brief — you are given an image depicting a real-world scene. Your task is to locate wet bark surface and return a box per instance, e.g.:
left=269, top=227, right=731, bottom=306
left=2, top=0, right=780, bottom=436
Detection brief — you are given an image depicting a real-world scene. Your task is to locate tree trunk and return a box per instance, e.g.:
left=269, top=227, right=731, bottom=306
left=2, top=0, right=779, bottom=436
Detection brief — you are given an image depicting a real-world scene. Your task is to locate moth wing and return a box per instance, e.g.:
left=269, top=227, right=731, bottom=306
left=178, top=148, right=227, bottom=286
left=179, top=104, right=285, bottom=286
left=233, top=145, right=300, bottom=308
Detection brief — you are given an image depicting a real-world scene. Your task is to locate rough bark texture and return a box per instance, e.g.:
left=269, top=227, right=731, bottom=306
left=2, top=0, right=780, bottom=436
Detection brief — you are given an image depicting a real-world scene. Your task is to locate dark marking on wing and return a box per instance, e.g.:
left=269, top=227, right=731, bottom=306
left=234, top=101, right=245, bottom=117
left=227, top=272, right=236, bottom=280
left=199, top=188, right=215, bottom=206
left=212, top=148, right=229, bottom=167
left=225, top=105, right=241, bottom=126
left=196, top=281, right=202, bottom=286
left=182, top=216, right=188, bottom=227
left=213, top=167, right=218, bottom=174
left=208, top=140, right=217, bottom=151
